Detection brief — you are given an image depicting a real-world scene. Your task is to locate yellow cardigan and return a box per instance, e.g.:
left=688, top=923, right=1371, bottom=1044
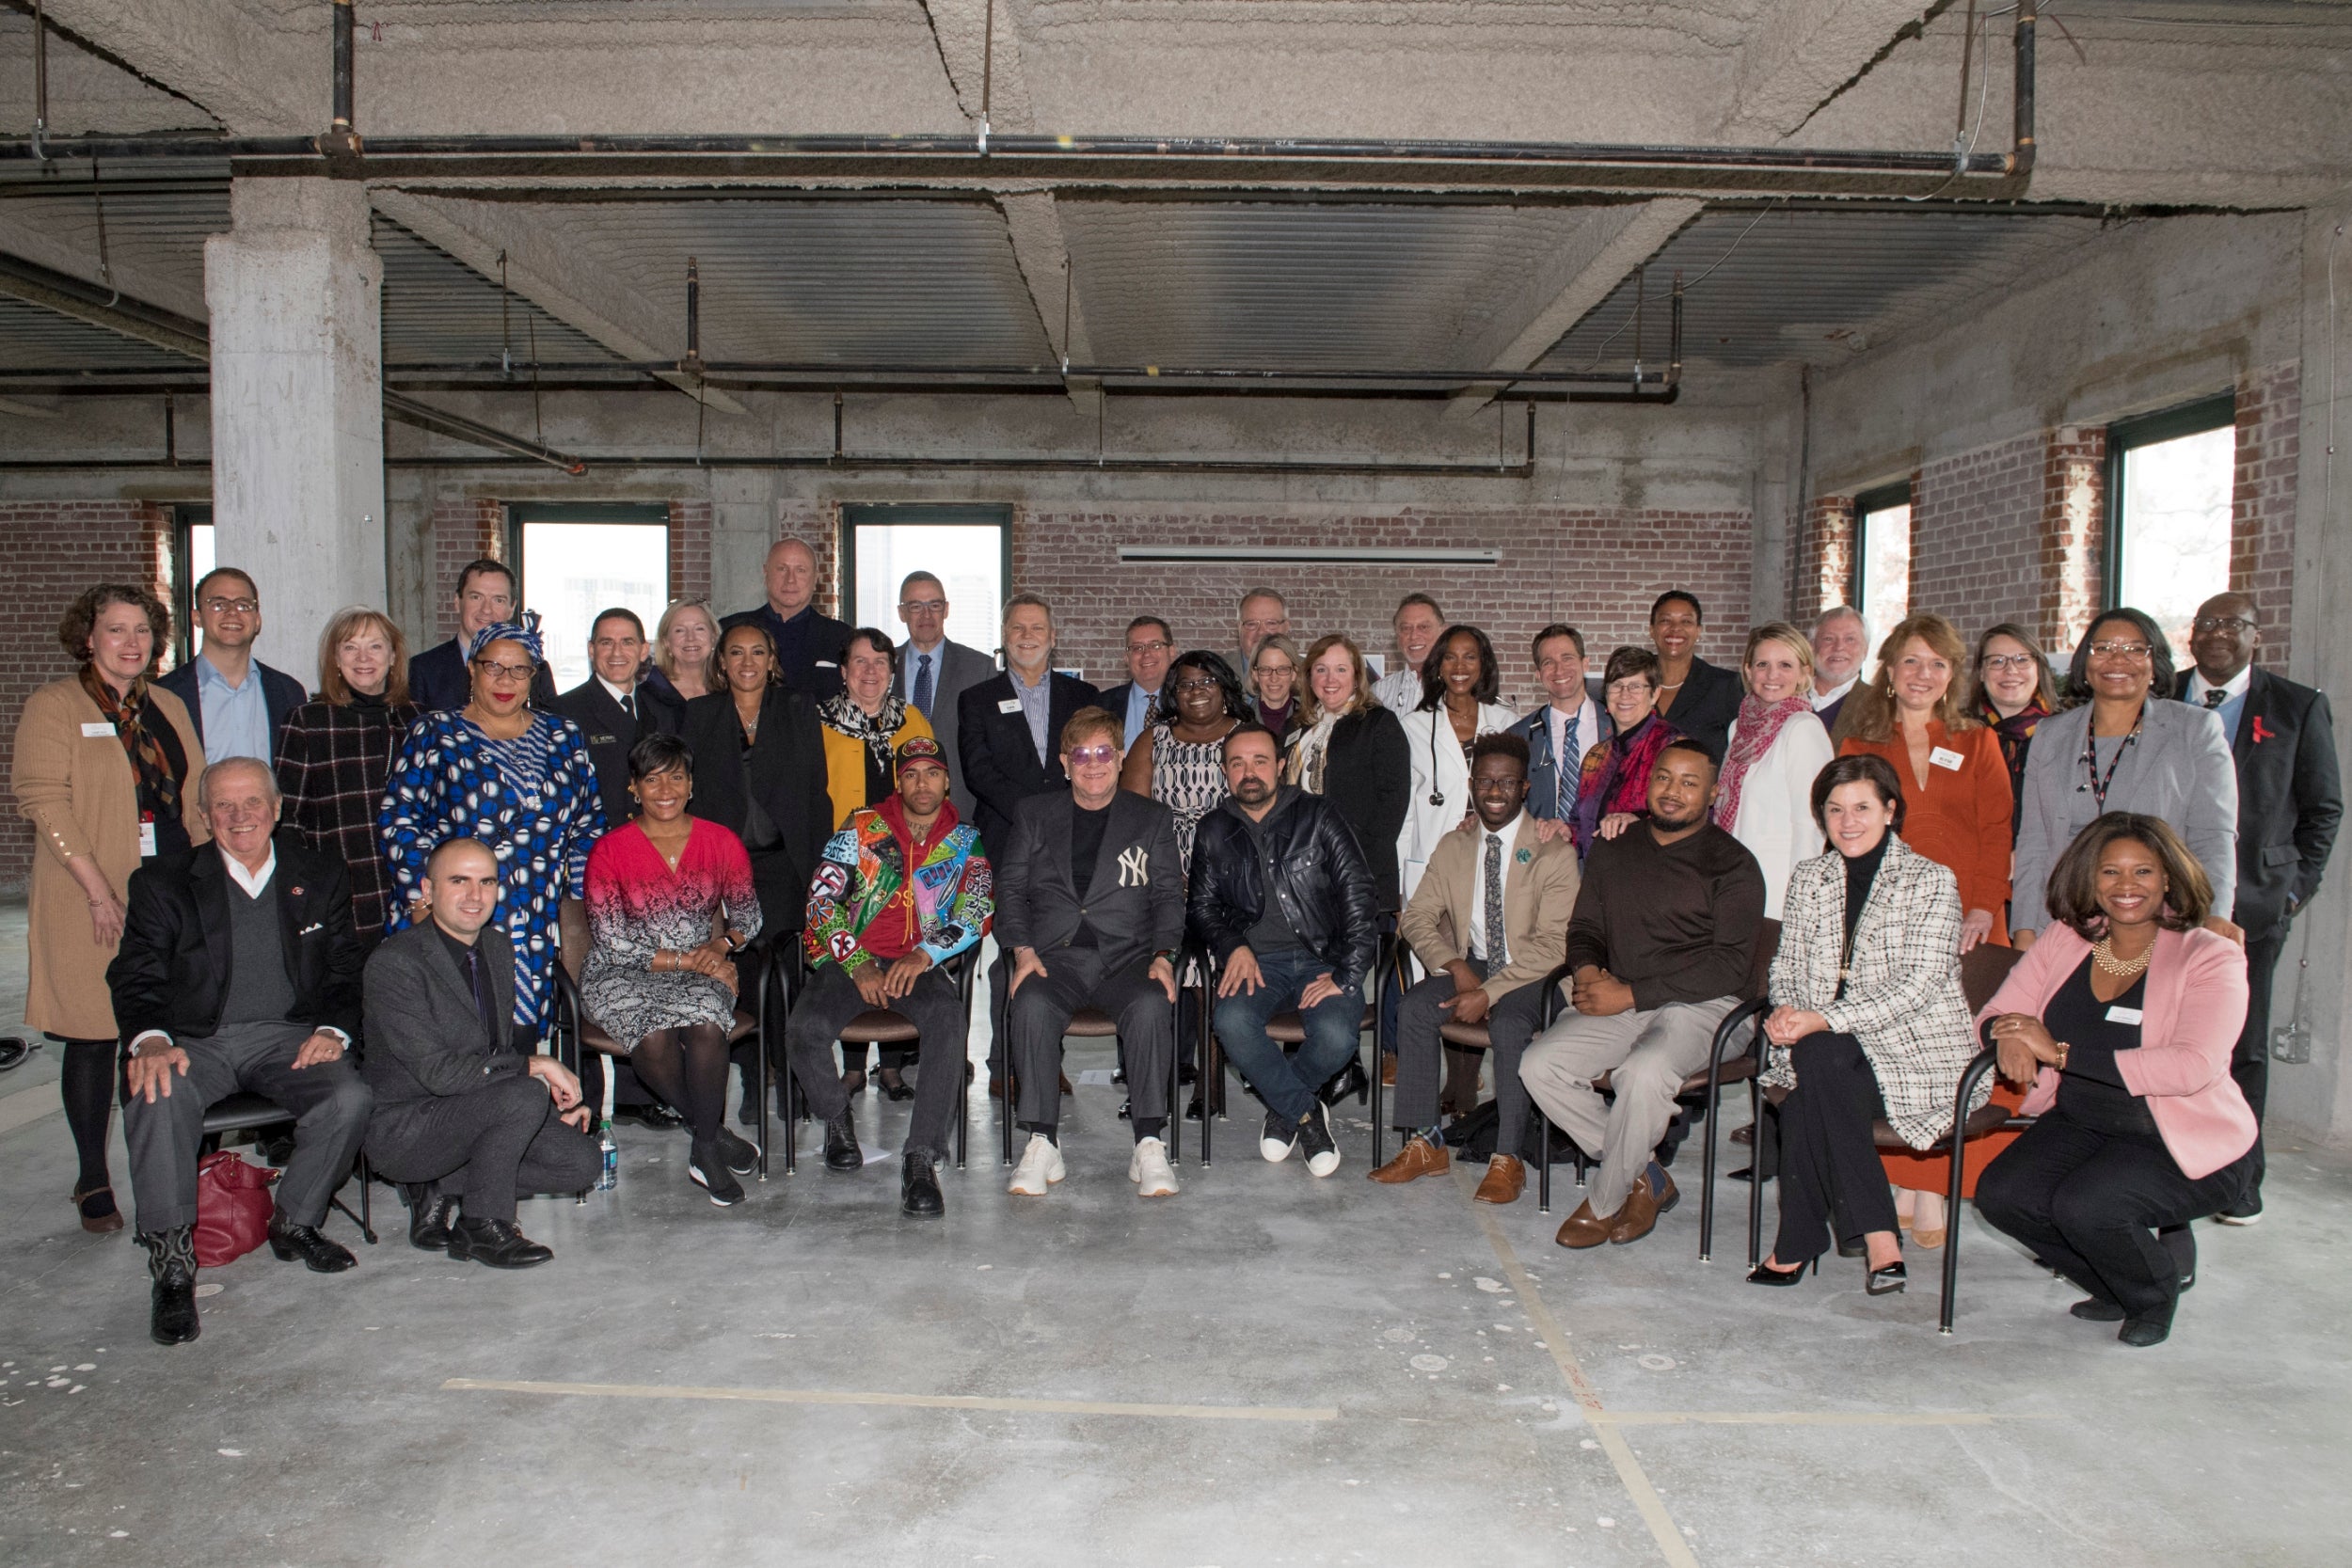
left=11, top=675, right=207, bottom=1038
left=819, top=706, right=935, bottom=830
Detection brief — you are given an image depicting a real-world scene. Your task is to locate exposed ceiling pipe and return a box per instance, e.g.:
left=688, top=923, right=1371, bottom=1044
left=325, top=0, right=359, bottom=161
left=382, top=389, right=587, bottom=474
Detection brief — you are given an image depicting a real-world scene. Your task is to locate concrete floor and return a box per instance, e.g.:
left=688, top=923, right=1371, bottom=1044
left=2, top=898, right=2348, bottom=1568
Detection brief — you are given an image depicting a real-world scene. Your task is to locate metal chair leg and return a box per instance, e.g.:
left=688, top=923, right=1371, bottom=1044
left=1165, top=993, right=1183, bottom=1164
left=1746, top=1085, right=1768, bottom=1271
left=1536, top=1113, right=1551, bottom=1214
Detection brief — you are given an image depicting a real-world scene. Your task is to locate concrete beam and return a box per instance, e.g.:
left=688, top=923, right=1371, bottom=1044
left=921, top=0, right=1035, bottom=127
left=1718, top=0, right=1939, bottom=143
left=37, top=0, right=320, bottom=136
left=367, top=189, right=746, bottom=416
left=998, top=190, right=1100, bottom=417
left=0, top=206, right=210, bottom=326
left=1444, top=198, right=1700, bottom=420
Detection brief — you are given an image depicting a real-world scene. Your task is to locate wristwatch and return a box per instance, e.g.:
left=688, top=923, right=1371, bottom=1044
left=1152, top=948, right=1183, bottom=969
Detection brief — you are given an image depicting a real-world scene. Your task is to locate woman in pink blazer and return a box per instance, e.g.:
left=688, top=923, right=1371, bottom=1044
left=1974, top=813, right=2256, bottom=1347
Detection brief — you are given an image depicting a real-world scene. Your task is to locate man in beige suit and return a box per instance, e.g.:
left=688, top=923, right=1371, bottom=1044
left=1369, top=732, right=1580, bottom=1204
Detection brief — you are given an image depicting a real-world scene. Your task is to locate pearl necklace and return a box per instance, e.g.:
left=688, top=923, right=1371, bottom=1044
left=2090, top=937, right=2152, bottom=978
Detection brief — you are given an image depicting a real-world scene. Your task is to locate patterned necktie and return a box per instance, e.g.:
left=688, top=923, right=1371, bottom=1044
left=913, top=653, right=935, bottom=716
left=1484, top=832, right=1507, bottom=967
left=1558, top=710, right=1581, bottom=818
left=2203, top=688, right=2226, bottom=709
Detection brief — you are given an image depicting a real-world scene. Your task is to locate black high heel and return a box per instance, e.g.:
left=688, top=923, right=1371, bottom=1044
left=1745, top=1258, right=1809, bottom=1287
left=1866, top=1259, right=1908, bottom=1296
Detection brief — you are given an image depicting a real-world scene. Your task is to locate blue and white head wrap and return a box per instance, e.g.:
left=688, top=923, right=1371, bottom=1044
left=468, top=610, right=546, bottom=667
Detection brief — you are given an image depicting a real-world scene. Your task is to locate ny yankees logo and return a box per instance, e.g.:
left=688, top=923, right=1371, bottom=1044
left=1117, top=847, right=1150, bottom=887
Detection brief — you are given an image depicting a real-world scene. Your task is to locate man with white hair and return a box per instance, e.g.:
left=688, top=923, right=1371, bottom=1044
left=1810, top=606, right=1870, bottom=734
left=722, top=536, right=851, bottom=701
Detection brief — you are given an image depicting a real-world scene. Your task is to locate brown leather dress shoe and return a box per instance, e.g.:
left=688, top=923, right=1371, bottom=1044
left=1554, top=1198, right=1615, bottom=1248
left=1367, top=1134, right=1450, bottom=1184
left=1379, top=1053, right=1398, bottom=1087
left=1610, top=1167, right=1680, bottom=1244
left=1472, top=1154, right=1525, bottom=1205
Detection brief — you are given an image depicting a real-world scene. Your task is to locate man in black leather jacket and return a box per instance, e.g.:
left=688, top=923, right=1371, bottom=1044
left=1189, top=722, right=1380, bottom=1177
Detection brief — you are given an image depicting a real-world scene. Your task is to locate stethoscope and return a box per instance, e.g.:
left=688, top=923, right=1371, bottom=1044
left=1426, top=709, right=1447, bottom=808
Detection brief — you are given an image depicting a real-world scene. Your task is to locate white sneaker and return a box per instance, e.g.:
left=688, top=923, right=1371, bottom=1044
left=1260, top=1109, right=1298, bottom=1164
left=1130, top=1136, right=1181, bottom=1198
left=1007, top=1133, right=1066, bottom=1196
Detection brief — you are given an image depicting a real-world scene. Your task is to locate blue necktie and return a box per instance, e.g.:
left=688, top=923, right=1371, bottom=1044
left=912, top=653, right=935, bottom=717
left=1558, top=711, right=1580, bottom=818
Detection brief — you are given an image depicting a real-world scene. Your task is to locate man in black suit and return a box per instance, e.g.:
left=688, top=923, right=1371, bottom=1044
left=720, top=537, right=850, bottom=702
left=547, top=606, right=685, bottom=1130
left=361, top=838, right=600, bottom=1268
left=993, top=705, right=1186, bottom=1200
left=1647, top=590, right=1742, bottom=762
left=956, top=593, right=1102, bottom=856
left=108, top=757, right=373, bottom=1345
left=1097, top=613, right=1177, bottom=751
left=894, top=569, right=994, bottom=823
left=2178, top=592, right=2342, bottom=1222
left=154, top=567, right=307, bottom=765
left=408, top=558, right=557, bottom=712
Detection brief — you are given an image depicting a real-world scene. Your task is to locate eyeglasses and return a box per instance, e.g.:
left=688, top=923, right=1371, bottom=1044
left=1980, top=654, right=2038, bottom=673
left=1174, top=677, right=1222, bottom=693
left=473, top=659, right=537, bottom=682
left=2192, top=615, right=2254, bottom=634
left=898, top=599, right=947, bottom=614
left=1126, top=639, right=1172, bottom=655
left=1241, top=618, right=1287, bottom=634
left=201, top=596, right=260, bottom=614
left=2088, top=641, right=2153, bottom=660
left=1065, top=744, right=1120, bottom=766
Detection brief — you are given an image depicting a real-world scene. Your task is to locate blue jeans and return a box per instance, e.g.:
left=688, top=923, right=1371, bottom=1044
left=1212, top=946, right=1365, bottom=1123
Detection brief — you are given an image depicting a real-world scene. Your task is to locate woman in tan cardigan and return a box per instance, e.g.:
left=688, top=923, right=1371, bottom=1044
left=11, top=584, right=205, bottom=1234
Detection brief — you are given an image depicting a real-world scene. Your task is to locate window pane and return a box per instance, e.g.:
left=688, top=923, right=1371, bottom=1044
left=1857, top=501, right=1911, bottom=672
left=2118, top=425, right=2233, bottom=664
left=851, top=524, right=1006, bottom=655
left=521, top=522, right=669, bottom=691
left=188, top=522, right=215, bottom=594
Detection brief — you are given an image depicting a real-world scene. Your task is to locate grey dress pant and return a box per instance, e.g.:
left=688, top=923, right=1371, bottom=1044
left=1518, top=995, right=1738, bottom=1217
left=1392, top=957, right=1550, bottom=1152
left=123, top=1022, right=373, bottom=1234
left=1007, top=947, right=1173, bottom=1133
left=365, top=1076, right=604, bottom=1224
left=785, top=961, right=971, bottom=1161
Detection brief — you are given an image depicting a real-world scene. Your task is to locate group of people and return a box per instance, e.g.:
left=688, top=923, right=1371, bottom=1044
left=10, top=533, right=2339, bottom=1354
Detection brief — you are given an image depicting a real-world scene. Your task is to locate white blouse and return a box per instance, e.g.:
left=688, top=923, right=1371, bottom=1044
left=1396, top=700, right=1518, bottom=906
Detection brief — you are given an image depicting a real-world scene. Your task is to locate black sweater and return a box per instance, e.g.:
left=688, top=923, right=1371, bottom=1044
left=1565, top=821, right=1766, bottom=1010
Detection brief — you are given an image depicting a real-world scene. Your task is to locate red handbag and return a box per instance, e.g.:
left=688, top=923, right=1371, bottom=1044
left=194, top=1151, right=278, bottom=1268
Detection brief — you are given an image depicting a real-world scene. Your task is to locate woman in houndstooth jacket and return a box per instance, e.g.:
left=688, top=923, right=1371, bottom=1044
left=276, top=607, right=421, bottom=949
left=1748, top=753, right=1985, bottom=1295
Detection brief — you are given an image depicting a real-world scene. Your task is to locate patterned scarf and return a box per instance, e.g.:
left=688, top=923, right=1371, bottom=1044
left=1713, top=693, right=1812, bottom=832
left=1288, top=711, right=1341, bottom=793
left=821, top=689, right=912, bottom=773
left=1979, top=697, right=2050, bottom=782
left=1570, top=711, right=1680, bottom=851
left=80, top=663, right=183, bottom=824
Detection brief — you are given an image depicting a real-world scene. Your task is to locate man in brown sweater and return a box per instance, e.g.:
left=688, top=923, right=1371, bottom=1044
left=1519, top=737, right=1765, bottom=1249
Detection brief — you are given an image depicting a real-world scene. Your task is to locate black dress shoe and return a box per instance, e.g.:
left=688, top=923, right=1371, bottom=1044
left=141, top=1226, right=200, bottom=1346
left=409, top=1193, right=458, bottom=1252
left=1184, top=1096, right=1206, bottom=1122
left=1117, top=1099, right=1133, bottom=1121
left=2070, top=1297, right=2127, bottom=1323
left=901, top=1153, right=945, bottom=1218
left=447, top=1216, right=554, bottom=1269
left=267, top=1215, right=356, bottom=1274
left=2118, top=1308, right=2173, bottom=1347
left=1320, top=1057, right=1371, bottom=1107
left=620, top=1102, right=688, bottom=1131
left=716, top=1127, right=760, bottom=1176
left=823, top=1108, right=863, bottom=1173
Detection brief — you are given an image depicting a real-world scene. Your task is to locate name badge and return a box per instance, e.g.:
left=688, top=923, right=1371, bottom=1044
left=589, top=734, right=618, bottom=746
left=816, top=660, right=838, bottom=670
left=2106, top=1006, right=2143, bottom=1025
left=998, top=698, right=1024, bottom=714
left=138, top=818, right=158, bottom=857
left=82, top=721, right=117, bottom=738
left=1930, top=746, right=1965, bottom=770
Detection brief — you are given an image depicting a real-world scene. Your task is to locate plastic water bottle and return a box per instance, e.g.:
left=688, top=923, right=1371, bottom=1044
left=596, top=1120, right=619, bottom=1191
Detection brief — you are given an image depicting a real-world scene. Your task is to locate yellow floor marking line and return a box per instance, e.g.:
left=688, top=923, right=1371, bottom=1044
left=442, top=1377, right=1338, bottom=1424
left=1592, top=1410, right=2051, bottom=1427
left=1458, top=1171, right=1701, bottom=1568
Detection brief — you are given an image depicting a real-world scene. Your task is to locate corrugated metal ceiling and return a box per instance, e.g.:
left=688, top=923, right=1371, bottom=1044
left=0, top=295, right=189, bottom=370
left=371, top=217, right=616, bottom=366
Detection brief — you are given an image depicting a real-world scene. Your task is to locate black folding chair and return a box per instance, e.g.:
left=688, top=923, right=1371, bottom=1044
left=780, top=946, right=980, bottom=1174
left=201, top=1092, right=378, bottom=1244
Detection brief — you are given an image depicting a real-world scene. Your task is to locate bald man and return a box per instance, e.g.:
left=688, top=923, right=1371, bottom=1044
left=721, top=537, right=851, bottom=701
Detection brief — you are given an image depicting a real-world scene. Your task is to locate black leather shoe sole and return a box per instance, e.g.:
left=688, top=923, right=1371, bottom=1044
left=449, top=1237, right=553, bottom=1269
left=1866, top=1261, right=1908, bottom=1296
left=150, top=1285, right=200, bottom=1345
left=268, top=1232, right=357, bottom=1273
left=2070, top=1297, right=2127, bottom=1323
left=901, top=1171, right=946, bottom=1219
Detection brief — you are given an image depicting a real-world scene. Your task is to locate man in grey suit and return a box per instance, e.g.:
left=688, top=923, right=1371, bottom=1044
left=360, top=839, right=601, bottom=1269
left=993, top=705, right=1186, bottom=1200
left=895, top=569, right=993, bottom=823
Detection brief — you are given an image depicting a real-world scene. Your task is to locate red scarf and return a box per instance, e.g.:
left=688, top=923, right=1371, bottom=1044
left=1713, top=693, right=1811, bottom=832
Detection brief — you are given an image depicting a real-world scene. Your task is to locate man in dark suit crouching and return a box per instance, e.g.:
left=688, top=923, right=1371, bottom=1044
left=362, top=838, right=600, bottom=1268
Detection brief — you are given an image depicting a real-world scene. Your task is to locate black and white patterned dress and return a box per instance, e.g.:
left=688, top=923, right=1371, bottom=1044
left=1150, top=722, right=1232, bottom=873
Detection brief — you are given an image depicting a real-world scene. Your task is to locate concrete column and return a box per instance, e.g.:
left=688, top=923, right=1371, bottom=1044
left=2279, top=198, right=2352, bottom=1150
left=205, top=178, right=386, bottom=680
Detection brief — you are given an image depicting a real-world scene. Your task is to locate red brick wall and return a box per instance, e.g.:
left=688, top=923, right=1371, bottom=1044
left=2233, top=364, right=2299, bottom=670
left=2040, top=426, right=2106, bottom=654
left=430, top=498, right=507, bottom=639
left=1788, top=496, right=1855, bottom=623
left=668, top=499, right=714, bottom=607
left=1009, top=507, right=1754, bottom=708
left=1910, top=435, right=2046, bottom=641
left=0, top=500, right=173, bottom=895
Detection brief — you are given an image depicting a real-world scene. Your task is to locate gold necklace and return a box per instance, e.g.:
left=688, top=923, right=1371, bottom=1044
left=2090, top=936, right=2152, bottom=978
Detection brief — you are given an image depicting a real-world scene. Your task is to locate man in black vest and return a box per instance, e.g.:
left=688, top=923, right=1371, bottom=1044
left=2177, top=593, right=2343, bottom=1222
left=361, top=839, right=601, bottom=1267
left=109, top=757, right=372, bottom=1346
left=993, top=706, right=1184, bottom=1200
left=548, top=606, right=684, bottom=1130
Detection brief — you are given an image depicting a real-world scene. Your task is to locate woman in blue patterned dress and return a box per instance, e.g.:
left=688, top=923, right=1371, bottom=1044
left=379, top=614, right=604, bottom=1044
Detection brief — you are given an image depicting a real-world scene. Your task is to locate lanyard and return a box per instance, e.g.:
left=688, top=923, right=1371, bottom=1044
left=2078, top=712, right=2143, bottom=813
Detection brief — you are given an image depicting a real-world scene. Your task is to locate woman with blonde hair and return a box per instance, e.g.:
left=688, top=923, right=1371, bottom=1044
left=647, top=598, right=723, bottom=706
left=277, top=605, right=421, bottom=948
left=1714, top=622, right=1835, bottom=919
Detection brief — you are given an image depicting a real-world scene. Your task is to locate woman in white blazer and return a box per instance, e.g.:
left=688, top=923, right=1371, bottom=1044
left=1714, top=621, right=1836, bottom=919
left=1397, top=625, right=1517, bottom=906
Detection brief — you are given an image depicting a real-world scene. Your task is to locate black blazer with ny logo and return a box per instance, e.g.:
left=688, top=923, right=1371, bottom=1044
left=992, top=789, right=1185, bottom=970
